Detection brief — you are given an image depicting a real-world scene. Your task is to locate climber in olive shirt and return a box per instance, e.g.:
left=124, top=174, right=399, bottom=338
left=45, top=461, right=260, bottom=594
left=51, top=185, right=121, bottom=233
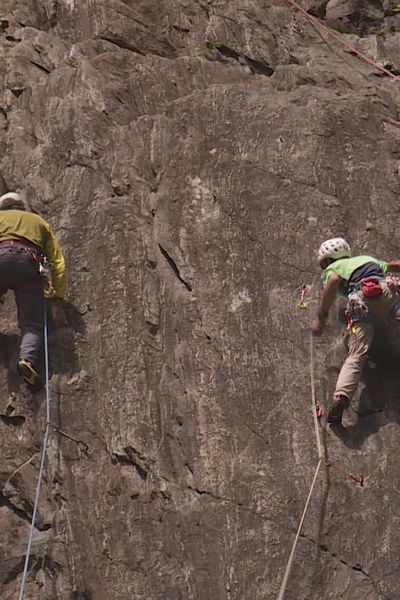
left=0, top=192, right=67, bottom=387
left=311, top=237, right=400, bottom=425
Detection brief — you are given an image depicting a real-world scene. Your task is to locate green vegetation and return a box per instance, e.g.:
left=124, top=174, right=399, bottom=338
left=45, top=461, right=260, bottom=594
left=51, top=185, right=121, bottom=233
left=66, top=57, right=79, bottom=69
left=326, top=20, right=356, bottom=34
left=204, top=41, right=222, bottom=52
left=203, top=41, right=222, bottom=59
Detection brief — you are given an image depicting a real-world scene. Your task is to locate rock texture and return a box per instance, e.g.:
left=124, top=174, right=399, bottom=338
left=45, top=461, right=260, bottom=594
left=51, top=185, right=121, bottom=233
left=0, top=1, right=400, bottom=599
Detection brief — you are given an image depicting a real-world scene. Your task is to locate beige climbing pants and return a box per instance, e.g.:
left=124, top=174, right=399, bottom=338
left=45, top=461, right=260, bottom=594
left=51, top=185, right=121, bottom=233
left=335, top=284, right=399, bottom=400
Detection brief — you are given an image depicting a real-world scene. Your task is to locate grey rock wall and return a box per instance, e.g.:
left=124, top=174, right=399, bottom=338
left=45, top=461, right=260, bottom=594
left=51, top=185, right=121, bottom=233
left=0, top=1, right=400, bottom=599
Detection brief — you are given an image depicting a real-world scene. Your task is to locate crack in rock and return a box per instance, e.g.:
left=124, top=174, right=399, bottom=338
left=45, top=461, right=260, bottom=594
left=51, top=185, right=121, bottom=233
left=0, top=414, right=25, bottom=426
left=214, top=43, right=274, bottom=76
left=301, top=533, right=390, bottom=600
left=0, top=492, right=40, bottom=529
left=158, top=244, right=193, bottom=291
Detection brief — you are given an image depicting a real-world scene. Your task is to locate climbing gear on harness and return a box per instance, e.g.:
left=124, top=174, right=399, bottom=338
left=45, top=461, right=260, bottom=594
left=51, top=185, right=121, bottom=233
left=384, top=275, right=400, bottom=320
left=0, top=191, right=28, bottom=211
left=361, top=278, right=383, bottom=298
left=39, top=257, right=56, bottom=298
left=345, top=290, right=368, bottom=321
left=327, top=394, right=349, bottom=425
left=17, top=359, right=40, bottom=387
left=385, top=273, right=400, bottom=294
left=317, top=237, right=351, bottom=265
left=0, top=239, right=55, bottom=297
left=345, top=277, right=386, bottom=325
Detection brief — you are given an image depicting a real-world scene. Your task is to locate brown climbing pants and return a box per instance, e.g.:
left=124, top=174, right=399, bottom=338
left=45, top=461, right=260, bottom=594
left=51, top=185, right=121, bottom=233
left=0, top=242, right=44, bottom=370
left=335, top=284, right=399, bottom=400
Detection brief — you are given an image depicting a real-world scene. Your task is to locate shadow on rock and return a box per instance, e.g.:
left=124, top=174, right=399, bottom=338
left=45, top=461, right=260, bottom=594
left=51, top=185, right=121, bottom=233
left=46, top=299, right=86, bottom=377
left=0, top=332, right=24, bottom=390
left=332, top=325, right=400, bottom=449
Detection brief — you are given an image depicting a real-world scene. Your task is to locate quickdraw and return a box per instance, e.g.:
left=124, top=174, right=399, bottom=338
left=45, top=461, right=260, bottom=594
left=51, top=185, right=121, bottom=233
left=40, top=257, right=56, bottom=298
left=47, top=421, right=89, bottom=453
left=298, top=283, right=311, bottom=309
left=347, top=316, right=358, bottom=335
left=327, top=462, right=365, bottom=486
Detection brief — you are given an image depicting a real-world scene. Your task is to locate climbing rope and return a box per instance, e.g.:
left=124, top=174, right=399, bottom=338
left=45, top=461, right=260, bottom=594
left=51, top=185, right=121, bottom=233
left=276, top=333, right=323, bottom=600
left=18, top=304, right=51, bottom=600
left=286, top=0, right=400, bottom=82
left=309, top=333, right=323, bottom=460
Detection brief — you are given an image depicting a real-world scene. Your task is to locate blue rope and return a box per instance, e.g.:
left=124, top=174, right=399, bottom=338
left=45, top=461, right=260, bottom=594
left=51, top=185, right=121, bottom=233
left=18, top=304, right=51, bottom=600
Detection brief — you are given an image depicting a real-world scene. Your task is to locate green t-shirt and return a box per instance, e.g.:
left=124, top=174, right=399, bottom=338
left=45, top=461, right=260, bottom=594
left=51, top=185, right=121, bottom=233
left=321, top=255, right=388, bottom=292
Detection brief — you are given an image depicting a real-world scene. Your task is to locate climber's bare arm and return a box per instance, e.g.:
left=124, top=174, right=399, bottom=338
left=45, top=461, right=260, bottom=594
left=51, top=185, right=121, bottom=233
left=387, top=260, right=400, bottom=272
left=311, top=274, right=342, bottom=336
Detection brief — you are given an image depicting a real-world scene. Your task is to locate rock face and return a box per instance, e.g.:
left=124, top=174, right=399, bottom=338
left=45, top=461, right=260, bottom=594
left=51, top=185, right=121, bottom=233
left=0, top=1, right=400, bottom=599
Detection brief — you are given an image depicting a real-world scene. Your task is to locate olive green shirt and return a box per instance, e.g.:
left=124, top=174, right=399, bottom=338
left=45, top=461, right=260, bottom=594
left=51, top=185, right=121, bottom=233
left=0, top=209, right=66, bottom=298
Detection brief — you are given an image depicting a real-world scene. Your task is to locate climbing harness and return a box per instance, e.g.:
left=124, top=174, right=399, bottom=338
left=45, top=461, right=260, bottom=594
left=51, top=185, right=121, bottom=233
left=0, top=239, right=55, bottom=297
left=344, top=274, right=400, bottom=331
left=286, top=0, right=400, bottom=82
left=17, top=304, right=51, bottom=600
left=345, top=277, right=386, bottom=332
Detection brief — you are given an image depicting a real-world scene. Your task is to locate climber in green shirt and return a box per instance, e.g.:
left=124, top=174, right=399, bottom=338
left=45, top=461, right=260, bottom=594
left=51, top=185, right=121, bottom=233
left=311, top=237, right=400, bottom=425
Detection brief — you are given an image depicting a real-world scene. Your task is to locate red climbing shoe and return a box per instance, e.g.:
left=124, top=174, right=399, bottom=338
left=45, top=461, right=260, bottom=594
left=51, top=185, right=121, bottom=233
left=327, top=395, right=349, bottom=425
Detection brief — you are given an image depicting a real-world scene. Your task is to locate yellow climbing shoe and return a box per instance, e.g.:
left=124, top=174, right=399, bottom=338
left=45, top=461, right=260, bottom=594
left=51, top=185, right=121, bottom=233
left=17, top=359, right=39, bottom=386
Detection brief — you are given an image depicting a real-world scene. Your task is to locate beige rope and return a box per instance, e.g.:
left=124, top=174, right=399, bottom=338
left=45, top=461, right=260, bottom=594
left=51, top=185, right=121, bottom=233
left=276, top=333, right=323, bottom=600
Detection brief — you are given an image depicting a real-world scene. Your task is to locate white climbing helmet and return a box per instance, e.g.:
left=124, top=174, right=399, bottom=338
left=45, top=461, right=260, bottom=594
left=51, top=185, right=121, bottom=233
left=317, top=237, right=351, bottom=264
left=0, top=192, right=28, bottom=211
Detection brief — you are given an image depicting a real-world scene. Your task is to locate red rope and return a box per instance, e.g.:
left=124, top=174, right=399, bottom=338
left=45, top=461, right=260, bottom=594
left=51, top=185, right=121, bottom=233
left=286, top=0, right=400, bottom=82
